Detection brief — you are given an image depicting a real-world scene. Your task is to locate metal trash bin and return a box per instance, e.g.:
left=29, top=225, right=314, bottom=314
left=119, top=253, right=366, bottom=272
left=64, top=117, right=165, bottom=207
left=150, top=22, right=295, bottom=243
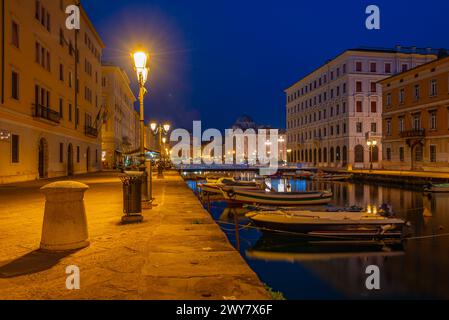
left=120, top=172, right=143, bottom=214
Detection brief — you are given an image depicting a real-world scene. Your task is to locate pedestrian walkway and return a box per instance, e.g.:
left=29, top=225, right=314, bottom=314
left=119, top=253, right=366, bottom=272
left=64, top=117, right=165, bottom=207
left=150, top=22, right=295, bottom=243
left=0, top=171, right=269, bottom=300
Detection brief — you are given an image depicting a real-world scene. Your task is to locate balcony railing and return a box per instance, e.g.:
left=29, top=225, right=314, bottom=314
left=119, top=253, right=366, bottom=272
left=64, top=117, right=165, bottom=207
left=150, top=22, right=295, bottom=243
left=32, top=104, right=60, bottom=124
left=85, top=125, right=98, bottom=138
left=400, top=129, right=426, bottom=138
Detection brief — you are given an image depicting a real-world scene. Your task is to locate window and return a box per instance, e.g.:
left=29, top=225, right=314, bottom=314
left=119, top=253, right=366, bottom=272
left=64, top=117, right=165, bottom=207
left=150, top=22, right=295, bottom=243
left=370, top=82, right=377, bottom=92
left=386, top=120, right=392, bottom=135
left=430, top=145, right=437, bottom=163
left=399, top=117, right=404, bottom=133
left=12, top=71, right=19, bottom=100
left=59, top=98, right=63, bottom=118
left=414, top=85, right=420, bottom=101
left=11, top=134, right=19, bottom=163
left=356, top=122, right=363, bottom=133
left=385, top=63, right=391, bottom=73
left=35, top=41, right=50, bottom=70
left=12, top=21, right=19, bottom=48
left=75, top=107, right=79, bottom=126
left=386, top=148, right=392, bottom=161
left=413, top=115, right=421, bottom=130
left=59, top=28, right=65, bottom=46
left=370, top=101, right=377, bottom=113
left=59, top=143, right=64, bottom=163
left=401, top=64, right=408, bottom=72
left=371, top=122, right=377, bottom=133
left=370, top=62, right=377, bottom=73
left=356, top=81, right=363, bottom=93
left=399, top=147, right=404, bottom=162
left=356, top=61, right=362, bottom=72
left=386, top=93, right=392, bottom=107
left=430, top=79, right=438, bottom=97
left=59, top=64, right=64, bottom=81
left=34, top=84, right=50, bottom=108
left=68, top=103, right=72, bottom=122
left=77, top=146, right=80, bottom=163
left=430, top=111, right=437, bottom=130
left=356, top=101, right=363, bottom=112
left=415, top=144, right=423, bottom=162
left=399, top=89, right=405, bottom=104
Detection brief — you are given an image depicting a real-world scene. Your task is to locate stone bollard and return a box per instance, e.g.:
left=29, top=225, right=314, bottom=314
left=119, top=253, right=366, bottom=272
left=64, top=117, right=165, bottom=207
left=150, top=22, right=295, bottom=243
left=40, top=181, right=90, bottom=251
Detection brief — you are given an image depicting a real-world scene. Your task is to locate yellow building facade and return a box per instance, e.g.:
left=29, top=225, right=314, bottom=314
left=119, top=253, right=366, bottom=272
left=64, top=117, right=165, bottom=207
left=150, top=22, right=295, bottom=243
left=381, top=55, right=449, bottom=171
left=101, top=64, right=137, bottom=169
left=0, top=1, right=104, bottom=184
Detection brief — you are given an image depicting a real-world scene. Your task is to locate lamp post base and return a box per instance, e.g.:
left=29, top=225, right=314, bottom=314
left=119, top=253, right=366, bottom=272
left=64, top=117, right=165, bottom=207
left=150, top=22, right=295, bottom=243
left=121, top=214, right=144, bottom=224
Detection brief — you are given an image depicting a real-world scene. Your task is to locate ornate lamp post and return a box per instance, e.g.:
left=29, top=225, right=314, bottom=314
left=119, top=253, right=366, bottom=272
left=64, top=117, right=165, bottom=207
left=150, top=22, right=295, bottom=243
left=367, top=140, right=378, bottom=171
left=133, top=50, right=151, bottom=203
left=150, top=122, right=170, bottom=178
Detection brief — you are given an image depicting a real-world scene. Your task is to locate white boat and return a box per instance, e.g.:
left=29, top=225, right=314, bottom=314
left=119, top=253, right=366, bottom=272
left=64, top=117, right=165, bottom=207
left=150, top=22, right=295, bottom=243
left=424, top=183, right=449, bottom=193
left=199, top=177, right=263, bottom=194
left=221, top=187, right=333, bottom=206
left=245, top=210, right=406, bottom=238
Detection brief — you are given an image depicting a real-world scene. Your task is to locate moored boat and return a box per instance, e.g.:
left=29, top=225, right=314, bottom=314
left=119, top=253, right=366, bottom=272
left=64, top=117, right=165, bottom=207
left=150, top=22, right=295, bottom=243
left=312, top=173, right=352, bottom=181
left=245, top=210, right=406, bottom=239
left=221, top=187, right=333, bottom=206
left=424, top=183, right=449, bottom=193
left=199, top=177, right=263, bottom=194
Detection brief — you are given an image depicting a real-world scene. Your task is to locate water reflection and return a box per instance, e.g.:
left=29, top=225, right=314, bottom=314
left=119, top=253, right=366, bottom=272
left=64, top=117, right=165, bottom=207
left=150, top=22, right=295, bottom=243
left=187, top=177, right=449, bottom=299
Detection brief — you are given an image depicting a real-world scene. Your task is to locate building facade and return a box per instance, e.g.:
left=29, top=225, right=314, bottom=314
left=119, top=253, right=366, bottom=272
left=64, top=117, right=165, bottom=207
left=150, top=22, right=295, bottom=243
left=0, top=1, right=104, bottom=184
left=285, top=47, right=437, bottom=169
left=380, top=54, right=449, bottom=172
left=101, top=64, right=137, bottom=169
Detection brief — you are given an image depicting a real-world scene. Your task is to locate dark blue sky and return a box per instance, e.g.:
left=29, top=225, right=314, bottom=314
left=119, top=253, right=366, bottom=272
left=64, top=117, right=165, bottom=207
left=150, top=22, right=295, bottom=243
left=83, top=0, right=449, bottom=130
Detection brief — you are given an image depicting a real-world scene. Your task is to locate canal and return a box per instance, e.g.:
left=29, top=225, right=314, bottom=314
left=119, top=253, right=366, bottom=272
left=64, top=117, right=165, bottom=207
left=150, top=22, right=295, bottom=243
left=186, top=177, right=449, bottom=299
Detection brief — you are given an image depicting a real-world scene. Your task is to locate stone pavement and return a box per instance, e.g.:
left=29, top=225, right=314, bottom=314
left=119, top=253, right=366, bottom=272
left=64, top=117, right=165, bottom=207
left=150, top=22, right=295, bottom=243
left=0, top=171, right=269, bottom=300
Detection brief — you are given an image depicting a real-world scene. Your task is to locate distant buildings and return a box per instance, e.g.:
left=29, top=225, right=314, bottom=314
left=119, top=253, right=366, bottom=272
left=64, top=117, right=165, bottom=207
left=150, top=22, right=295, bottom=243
left=380, top=54, right=449, bottom=172
left=101, top=64, right=138, bottom=169
left=285, top=47, right=437, bottom=169
left=0, top=1, right=104, bottom=183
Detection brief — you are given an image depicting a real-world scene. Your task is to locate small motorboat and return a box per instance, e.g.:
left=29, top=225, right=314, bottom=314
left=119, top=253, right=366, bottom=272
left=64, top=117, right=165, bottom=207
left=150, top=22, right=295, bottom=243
left=245, top=210, right=406, bottom=239
left=199, top=177, right=263, bottom=194
left=221, top=187, right=333, bottom=206
left=424, top=183, right=449, bottom=193
left=312, top=173, right=352, bottom=181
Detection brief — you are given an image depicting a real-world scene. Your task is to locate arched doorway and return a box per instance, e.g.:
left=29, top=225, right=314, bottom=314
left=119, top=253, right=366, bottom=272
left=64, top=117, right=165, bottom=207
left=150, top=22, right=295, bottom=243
left=354, top=145, right=364, bottom=163
left=342, top=146, right=348, bottom=164
left=67, top=144, right=74, bottom=176
left=86, top=147, right=90, bottom=172
left=38, top=138, right=48, bottom=179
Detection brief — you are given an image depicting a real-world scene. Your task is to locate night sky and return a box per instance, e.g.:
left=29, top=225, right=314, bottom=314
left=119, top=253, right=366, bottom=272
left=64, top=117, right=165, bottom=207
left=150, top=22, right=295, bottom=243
left=82, top=0, right=449, bottom=130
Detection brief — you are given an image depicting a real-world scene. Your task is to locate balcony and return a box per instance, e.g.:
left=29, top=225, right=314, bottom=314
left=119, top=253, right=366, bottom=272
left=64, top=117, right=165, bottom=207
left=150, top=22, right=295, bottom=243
left=32, top=104, right=60, bottom=124
left=400, top=129, right=426, bottom=138
left=85, top=125, right=98, bottom=138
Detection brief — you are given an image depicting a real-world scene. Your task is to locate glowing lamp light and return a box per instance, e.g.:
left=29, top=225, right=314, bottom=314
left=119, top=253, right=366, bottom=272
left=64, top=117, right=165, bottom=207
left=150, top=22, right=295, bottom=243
left=163, top=124, right=171, bottom=132
left=150, top=122, right=157, bottom=132
left=162, top=137, right=167, bottom=144
left=133, top=51, right=149, bottom=84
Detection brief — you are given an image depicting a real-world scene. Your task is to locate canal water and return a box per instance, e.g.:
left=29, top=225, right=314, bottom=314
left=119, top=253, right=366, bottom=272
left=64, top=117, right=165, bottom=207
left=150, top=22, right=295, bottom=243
left=186, top=177, right=449, bottom=299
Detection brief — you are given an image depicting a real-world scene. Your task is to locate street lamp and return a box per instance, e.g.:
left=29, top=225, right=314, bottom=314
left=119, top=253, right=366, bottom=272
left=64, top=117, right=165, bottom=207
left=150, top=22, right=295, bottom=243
left=150, top=122, right=171, bottom=178
left=367, top=140, right=378, bottom=171
left=133, top=50, right=151, bottom=204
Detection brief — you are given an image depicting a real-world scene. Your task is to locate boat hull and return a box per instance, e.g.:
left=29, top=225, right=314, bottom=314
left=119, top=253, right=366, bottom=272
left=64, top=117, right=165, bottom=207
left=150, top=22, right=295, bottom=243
left=246, top=211, right=405, bottom=239
left=222, top=189, right=333, bottom=206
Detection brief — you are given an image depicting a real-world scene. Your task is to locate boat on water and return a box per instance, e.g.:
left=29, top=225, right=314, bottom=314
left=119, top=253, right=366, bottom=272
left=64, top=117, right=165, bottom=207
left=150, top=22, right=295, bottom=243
left=199, top=177, right=263, bottom=194
left=312, top=173, right=353, bottom=181
left=221, top=187, right=333, bottom=206
left=245, top=210, right=406, bottom=239
left=424, top=183, right=449, bottom=193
